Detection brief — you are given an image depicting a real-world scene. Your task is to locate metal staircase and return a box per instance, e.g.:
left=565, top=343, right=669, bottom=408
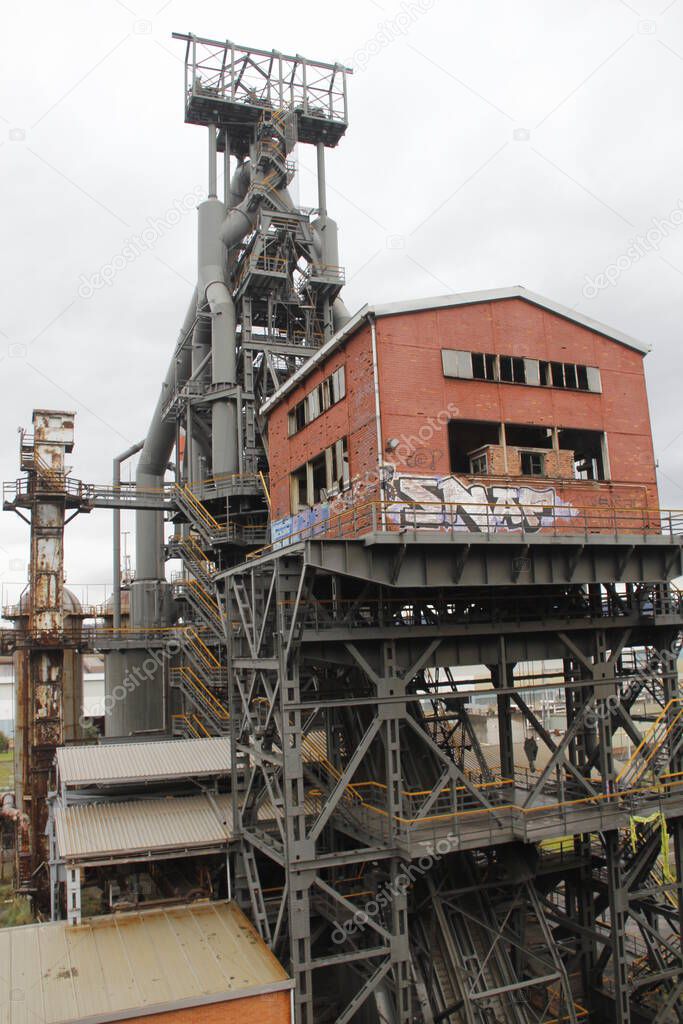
left=616, top=699, right=683, bottom=790
left=173, top=577, right=224, bottom=638
left=170, top=665, right=229, bottom=734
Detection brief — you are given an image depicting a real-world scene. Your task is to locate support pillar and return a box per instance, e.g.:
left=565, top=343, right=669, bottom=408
left=605, top=829, right=631, bottom=1024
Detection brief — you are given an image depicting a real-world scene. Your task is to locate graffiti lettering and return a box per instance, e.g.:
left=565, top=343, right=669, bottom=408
left=384, top=468, right=577, bottom=534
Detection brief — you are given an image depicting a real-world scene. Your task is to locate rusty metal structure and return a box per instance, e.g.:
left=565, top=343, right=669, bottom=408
left=2, top=31, right=683, bottom=1024
left=3, top=411, right=90, bottom=887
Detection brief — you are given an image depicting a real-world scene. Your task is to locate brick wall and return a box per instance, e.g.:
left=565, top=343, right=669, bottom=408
left=268, top=325, right=378, bottom=520
left=376, top=298, right=659, bottom=510
left=265, top=297, right=661, bottom=535
left=122, top=989, right=291, bottom=1024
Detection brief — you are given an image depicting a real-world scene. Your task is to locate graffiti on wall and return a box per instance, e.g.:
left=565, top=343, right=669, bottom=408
left=383, top=466, right=578, bottom=533
left=271, top=466, right=579, bottom=548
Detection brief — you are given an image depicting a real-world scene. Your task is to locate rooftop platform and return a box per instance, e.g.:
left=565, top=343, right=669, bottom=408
left=233, top=498, right=683, bottom=588
left=172, top=33, right=351, bottom=148
left=0, top=901, right=291, bottom=1024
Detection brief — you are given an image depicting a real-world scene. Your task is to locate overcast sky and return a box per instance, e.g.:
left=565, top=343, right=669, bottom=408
left=1, top=0, right=683, bottom=605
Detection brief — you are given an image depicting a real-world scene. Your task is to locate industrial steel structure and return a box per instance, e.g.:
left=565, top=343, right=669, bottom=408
left=2, top=30, right=683, bottom=1024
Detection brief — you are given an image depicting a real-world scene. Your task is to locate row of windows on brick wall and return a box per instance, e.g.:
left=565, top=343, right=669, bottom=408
left=288, top=366, right=346, bottom=436
left=442, top=349, right=602, bottom=393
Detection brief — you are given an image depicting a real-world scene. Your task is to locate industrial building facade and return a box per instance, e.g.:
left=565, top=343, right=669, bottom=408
left=265, top=289, right=660, bottom=547
left=2, top=30, right=683, bottom=1024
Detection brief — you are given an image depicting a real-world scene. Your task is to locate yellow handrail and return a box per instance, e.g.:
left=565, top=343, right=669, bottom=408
left=173, top=666, right=229, bottom=720
left=184, top=627, right=222, bottom=670
left=616, top=699, right=683, bottom=786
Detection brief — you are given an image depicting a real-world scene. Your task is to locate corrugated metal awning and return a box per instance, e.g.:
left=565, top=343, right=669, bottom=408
left=56, top=736, right=231, bottom=788
left=53, top=793, right=235, bottom=865
left=0, top=901, right=291, bottom=1024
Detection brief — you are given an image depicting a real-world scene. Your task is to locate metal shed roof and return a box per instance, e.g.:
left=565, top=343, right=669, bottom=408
left=56, top=737, right=231, bottom=788
left=53, top=794, right=235, bottom=865
left=0, top=901, right=291, bottom=1024
left=260, top=285, right=650, bottom=414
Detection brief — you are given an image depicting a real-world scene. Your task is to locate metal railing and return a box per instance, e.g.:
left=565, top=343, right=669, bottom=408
left=294, top=585, right=682, bottom=634
left=616, top=699, right=683, bottom=789
left=251, top=498, right=683, bottom=560
left=303, top=773, right=683, bottom=849
left=177, top=34, right=351, bottom=126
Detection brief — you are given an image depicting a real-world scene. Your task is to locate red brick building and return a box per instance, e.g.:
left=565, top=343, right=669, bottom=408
left=262, top=287, right=659, bottom=542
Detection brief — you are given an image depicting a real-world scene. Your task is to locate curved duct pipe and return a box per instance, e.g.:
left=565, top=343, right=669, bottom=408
left=135, top=159, right=345, bottom=584
left=133, top=160, right=262, bottom=591
left=134, top=287, right=197, bottom=584
left=333, top=296, right=351, bottom=331
left=201, top=162, right=296, bottom=477
left=1, top=792, right=29, bottom=830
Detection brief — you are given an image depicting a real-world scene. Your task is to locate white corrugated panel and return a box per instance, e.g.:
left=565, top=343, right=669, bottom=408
left=54, top=793, right=234, bottom=862
left=0, top=901, right=291, bottom=1024
left=56, top=736, right=231, bottom=787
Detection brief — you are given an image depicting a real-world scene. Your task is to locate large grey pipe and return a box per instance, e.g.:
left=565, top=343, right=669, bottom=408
left=135, top=288, right=197, bottom=583
left=198, top=161, right=264, bottom=477
left=134, top=159, right=339, bottom=582
left=198, top=200, right=242, bottom=478
left=312, top=219, right=351, bottom=333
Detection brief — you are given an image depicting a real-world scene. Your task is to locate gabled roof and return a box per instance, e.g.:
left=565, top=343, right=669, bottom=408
left=260, top=285, right=650, bottom=414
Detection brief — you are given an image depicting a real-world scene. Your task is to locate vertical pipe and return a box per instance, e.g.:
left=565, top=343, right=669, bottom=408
left=316, top=142, right=327, bottom=216
left=113, top=441, right=144, bottom=628
left=199, top=199, right=239, bottom=477
left=369, top=315, right=386, bottom=530
left=223, top=133, right=231, bottom=208
left=208, top=124, right=217, bottom=199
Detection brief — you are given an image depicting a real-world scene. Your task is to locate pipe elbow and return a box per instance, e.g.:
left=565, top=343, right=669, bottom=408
left=219, top=204, right=256, bottom=249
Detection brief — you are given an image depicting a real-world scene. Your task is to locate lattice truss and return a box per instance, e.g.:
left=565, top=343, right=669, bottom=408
left=221, top=555, right=683, bottom=1024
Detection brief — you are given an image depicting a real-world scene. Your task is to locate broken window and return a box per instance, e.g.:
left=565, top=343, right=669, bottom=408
left=558, top=427, right=607, bottom=480
left=472, top=352, right=497, bottom=381
left=449, top=420, right=500, bottom=473
left=287, top=365, right=347, bottom=436
left=499, top=355, right=526, bottom=384
left=290, top=437, right=350, bottom=512
left=505, top=423, right=553, bottom=449
left=331, top=366, right=346, bottom=403
left=310, top=452, right=327, bottom=504
left=520, top=451, right=545, bottom=476
left=291, top=464, right=308, bottom=512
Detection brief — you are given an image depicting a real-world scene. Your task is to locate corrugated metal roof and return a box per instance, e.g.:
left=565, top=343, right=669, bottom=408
left=56, top=736, right=231, bottom=788
left=53, top=794, right=235, bottom=864
left=0, top=901, right=291, bottom=1024
left=260, top=285, right=650, bottom=413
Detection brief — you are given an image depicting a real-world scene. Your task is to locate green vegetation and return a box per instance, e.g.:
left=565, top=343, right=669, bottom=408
left=0, top=751, right=12, bottom=791
left=0, top=881, right=32, bottom=928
